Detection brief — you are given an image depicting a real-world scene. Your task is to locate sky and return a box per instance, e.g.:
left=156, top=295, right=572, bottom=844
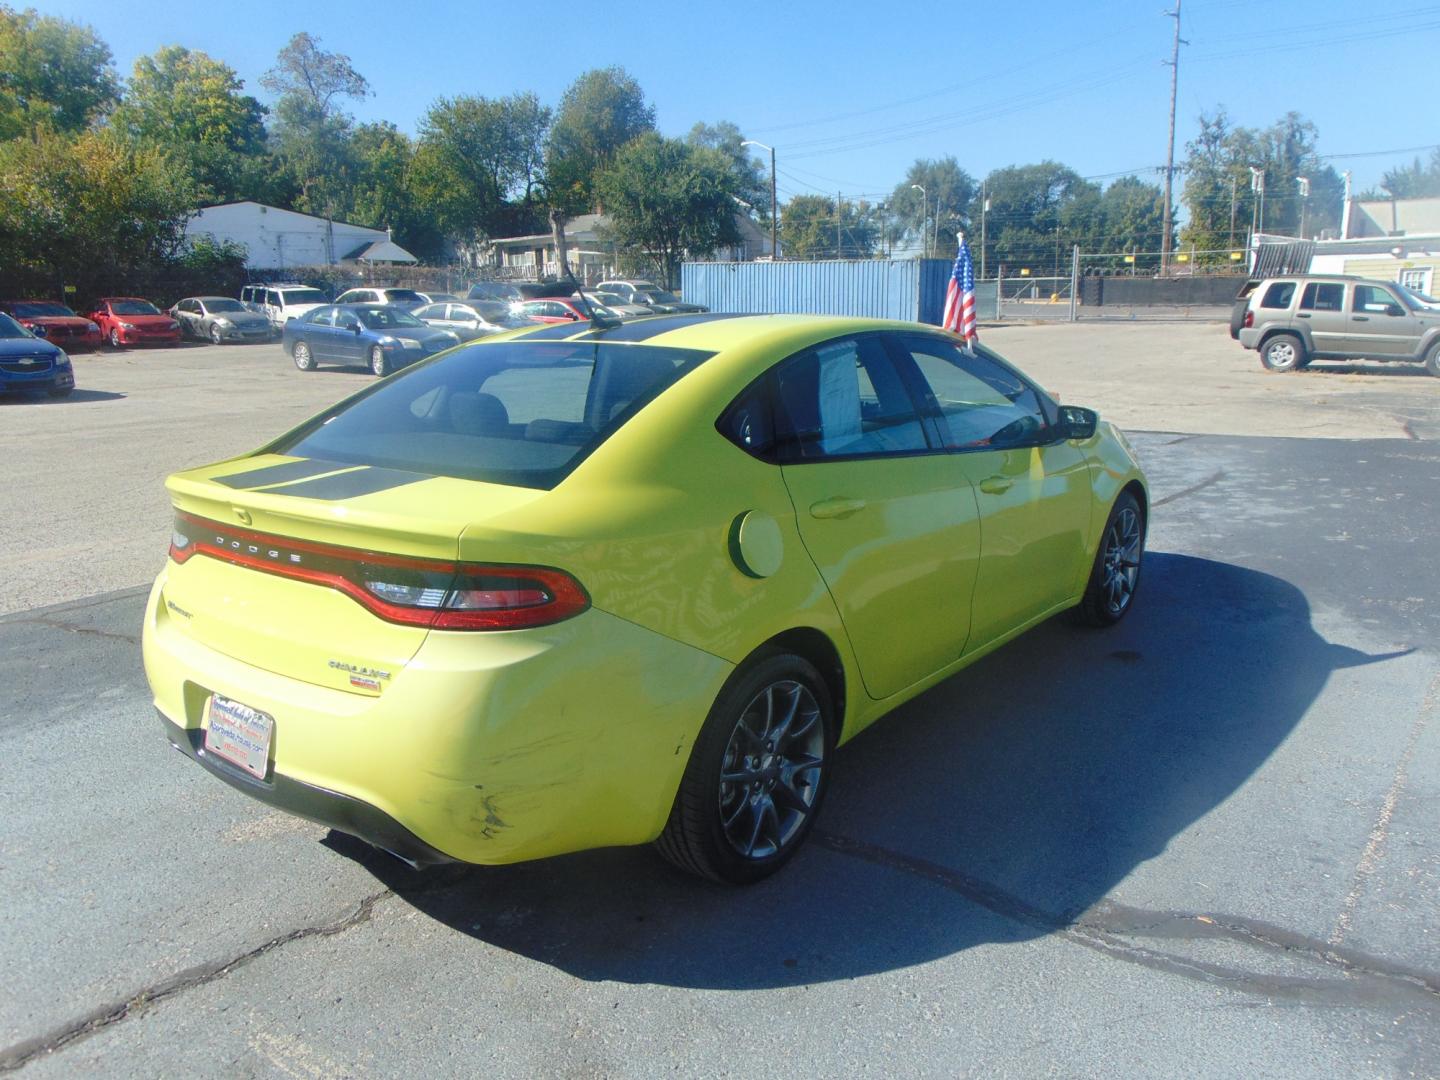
left=35, top=0, right=1440, bottom=207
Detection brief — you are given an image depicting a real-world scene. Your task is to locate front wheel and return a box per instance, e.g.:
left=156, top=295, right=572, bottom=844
left=370, top=345, right=389, bottom=377
left=210, top=323, right=224, bottom=345
left=1075, top=491, right=1144, bottom=627
left=1260, top=334, right=1304, bottom=372
left=1424, top=340, right=1440, bottom=378
left=292, top=341, right=314, bottom=371
left=108, top=328, right=122, bottom=349
left=656, top=653, right=833, bottom=884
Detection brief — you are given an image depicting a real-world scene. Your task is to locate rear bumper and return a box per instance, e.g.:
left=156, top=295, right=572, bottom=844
left=142, top=568, right=733, bottom=866
left=157, top=710, right=454, bottom=867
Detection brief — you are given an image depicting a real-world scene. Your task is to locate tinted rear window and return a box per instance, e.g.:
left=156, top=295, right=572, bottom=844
left=272, top=340, right=713, bottom=489
left=1261, top=282, right=1296, bottom=309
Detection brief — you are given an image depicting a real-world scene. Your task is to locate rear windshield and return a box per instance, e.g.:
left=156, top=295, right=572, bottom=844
left=384, top=289, right=424, bottom=302
left=272, top=339, right=713, bottom=489
left=10, top=302, right=75, bottom=317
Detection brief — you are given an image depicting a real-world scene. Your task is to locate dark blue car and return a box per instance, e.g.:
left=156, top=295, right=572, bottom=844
left=0, top=312, right=74, bottom=398
left=282, top=303, right=461, bottom=377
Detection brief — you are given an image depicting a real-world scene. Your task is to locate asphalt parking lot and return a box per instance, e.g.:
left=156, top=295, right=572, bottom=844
left=2, top=323, right=1438, bottom=1077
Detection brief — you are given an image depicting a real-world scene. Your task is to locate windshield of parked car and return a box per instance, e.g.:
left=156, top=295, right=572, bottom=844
left=204, top=299, right=246, bottom=313
left=110, top=300, right=161, bottom=315
left=0, top=313, right=36, bottom=338
left=281, top=288, right=328, bottom=305
left=1397, top=284, right=1438, bottom=309
left=355, top=306, right=426, bottom=330
left=272, top=340, right=713, bottom=489
left=641, top=287, right=680, bottom=303
left=10, top=302, right=75, bottom=317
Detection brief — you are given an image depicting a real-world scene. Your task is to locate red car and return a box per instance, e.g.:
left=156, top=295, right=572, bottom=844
left=89, top=297, right=182, bottom=348
left=516, top=297, right=621, bottom=324
left=0, top=299, right=103, bottom=351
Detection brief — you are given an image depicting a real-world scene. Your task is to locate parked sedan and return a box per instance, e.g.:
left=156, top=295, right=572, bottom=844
left=283, top=303, right=461, bottom=376
left=0, top=312, right=74, bottom=397
left=596, top=279, right=708, bottom=314
left=333, top=287, right=428, bottom=311
left=413, top=300, right=530, bottom=340
left=89, top=297, right=182, bottom=348
left=517, top=297, right=621, bottom=324
left=171, top=296, right=274, bottom=344
left=592, top=290, right=657, bottom=319
left=0, top=300, right=102, bottom=351
left=143, top=314, right=1147, bottom=884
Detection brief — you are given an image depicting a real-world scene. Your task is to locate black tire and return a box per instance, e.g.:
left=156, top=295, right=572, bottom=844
left=1425, top=341, right=1440, bottom=379
left=1075, top=491, right=1145, bottom=627
left=292, top=341, right=314, bottom=371
left=370, top=345, right=389, bottom=377
left=1260, top=333, right=1305, bottom=372
left=656, top=652, right=834, bottom=884
left=210, top=323, right=224, bottom=345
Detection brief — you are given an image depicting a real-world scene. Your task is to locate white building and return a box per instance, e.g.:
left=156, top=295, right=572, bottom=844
left=185, top=201, right=418, bottom=270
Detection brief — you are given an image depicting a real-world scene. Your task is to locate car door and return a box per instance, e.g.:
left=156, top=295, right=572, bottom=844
left=331, top=308, right=366, bottom=364
left=889, top=333, right=1093, bottom=654
left=298, top=307, right=336, bottom=360
left=1296, top=282, right=1347, bottom=355
left=1350, top=282, right=1421, bottom=357
left=772, top=333, right=981, bottom=700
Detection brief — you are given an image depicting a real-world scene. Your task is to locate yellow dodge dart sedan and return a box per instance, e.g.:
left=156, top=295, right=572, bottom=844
left=142, top=313, right=1147, bottom=883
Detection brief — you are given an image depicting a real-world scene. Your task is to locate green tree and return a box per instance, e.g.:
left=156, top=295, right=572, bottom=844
left=1091, top=176, right=1167, bottom=266
left=1374, top=149, right=1440, bottom=199
left=595, top=133, right=741, bottom=287
left=0, top=128, right=196, bottom=273
left=111, top=46, right=268, bottom=204
left=545, top=67, right=655, bottom=214
left=779, top=194, right=880, bottom=259
left=890, top=157, right=976, bottom=257
left=260, top=33, right=370, bottom=219
left=688, top=120, right=771, bottom=220
left=0, top=6, right=118, bottom=138
left=972, top=162, right=1097, bottom=275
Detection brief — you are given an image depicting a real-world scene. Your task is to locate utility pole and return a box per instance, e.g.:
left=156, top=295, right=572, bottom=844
left=911, top=184, right=927, bottom=259
left=1341, top=170, right=1354, bottom=238
left=1160, top=0, right=1186, bottom=278
left=980, top=183, right=988, bottom=281
left=1296, top=176, right=1310, bottom=240
left=741, top=140, right=778, bottom=260
left=837, top=191, right=843, bottom=258
left=1228, top=173, right=1237, bottom=249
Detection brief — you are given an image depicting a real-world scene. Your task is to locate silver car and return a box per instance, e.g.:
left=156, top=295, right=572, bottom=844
left=592, top=290, right=657, bottom=319
left=412, top=300, right=530, bottom=341
left=171, top=296, right=274, bottom=344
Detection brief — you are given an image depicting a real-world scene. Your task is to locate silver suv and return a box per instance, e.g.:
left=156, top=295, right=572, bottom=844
left=1237, top=274, right=1440, bottom=377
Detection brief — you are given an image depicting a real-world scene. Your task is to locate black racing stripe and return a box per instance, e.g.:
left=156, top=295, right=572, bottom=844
left=262, top=467, right=430, bottom=500
left=513, top=322, right=596, bottom=341
left=570, top=312, right=754, bottom=343
left=214, top=458, right=356, bottom=489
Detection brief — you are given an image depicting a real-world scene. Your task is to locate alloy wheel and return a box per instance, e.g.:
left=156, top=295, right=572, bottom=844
left=718, top=679, right=826, bottom=860
left=1101, top=506, right=1142, bottom=616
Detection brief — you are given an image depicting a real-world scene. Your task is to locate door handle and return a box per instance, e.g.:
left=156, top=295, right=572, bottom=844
left=1297, top=313, right=1311, bottom=318
left=809, top=497, right=867, bottom=520
left=979, top=475, right=1013, bottom=495
left=1353, top=315, right=1369, bottom=322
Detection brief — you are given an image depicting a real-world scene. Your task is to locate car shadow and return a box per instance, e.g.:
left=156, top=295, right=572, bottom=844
left=332, top=552, right=1407, bottom=989
left=1297, top=362, right=1430, bottom=378
left=0, top=388, right=126, bottom=405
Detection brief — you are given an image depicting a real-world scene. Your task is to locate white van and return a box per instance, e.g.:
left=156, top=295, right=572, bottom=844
left=240, top=283, right=331, bottom=330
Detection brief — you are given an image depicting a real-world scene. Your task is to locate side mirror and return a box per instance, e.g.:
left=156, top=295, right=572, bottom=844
left=351, top=323, right=362, bottom=334
left=1056, top=405, right=1099, bottom=441
left=1386, top=304, right=1404, bottom=317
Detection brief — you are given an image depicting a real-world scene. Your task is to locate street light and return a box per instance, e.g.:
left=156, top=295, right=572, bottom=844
left=1296, top=176, right=1310, bottom=239
left=910, top=184, right=927, bottom=258
left=741, top=140, right=778, bottom=261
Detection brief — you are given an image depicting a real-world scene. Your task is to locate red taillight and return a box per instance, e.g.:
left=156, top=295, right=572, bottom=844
left=1243, top=310, right=1254, bottom=328
left=168, top=511, right=588, bottom=631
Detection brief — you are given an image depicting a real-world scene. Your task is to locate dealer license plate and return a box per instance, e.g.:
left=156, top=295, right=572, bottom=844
left=204, top=695, right=274, bottom=780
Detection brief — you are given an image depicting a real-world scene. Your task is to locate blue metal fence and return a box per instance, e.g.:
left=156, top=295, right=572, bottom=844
left=682, top=259, right=996, bottom=325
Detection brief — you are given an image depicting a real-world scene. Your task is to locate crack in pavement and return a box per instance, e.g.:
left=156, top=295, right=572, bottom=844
left=8, top=616, right=140, bottom=644
left=1151, top=470, right=1225, bottom=509
left=0, top=889, right=393, bottom=1073
left=814, top=831, right=1440, bottom=1010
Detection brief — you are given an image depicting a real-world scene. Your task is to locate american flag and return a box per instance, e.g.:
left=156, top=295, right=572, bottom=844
left=942, top=236, right=978, bottom=343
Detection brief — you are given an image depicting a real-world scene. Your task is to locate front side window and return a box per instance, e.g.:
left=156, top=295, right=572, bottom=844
left=895, top=335, right=1052, bottom=449
left=1299, top=283, right=1344, bottom=312
left=773, top=335, right=928, bottom=461
left=1353, top=284, right=1401, bottom=314
left=1261, top=282, right=1297, bottom=309
left=272, top=341, right=712, bottom=489
left=356, top=307, right=424, bottom=330
left=333, top=309, right=360, bottom=330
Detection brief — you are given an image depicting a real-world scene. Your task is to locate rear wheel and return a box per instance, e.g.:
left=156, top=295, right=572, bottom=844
left=1260, top=333, right=1304, bottom=372
left=370, top=345, right=389, bottom=377
left=1425, top=340, right=1440, bottom=378
left=1075, top=492, right=1144, bottom=627
left=656, top=653, right=833, bottom=884
left=292, top=341, right=314, bottom=371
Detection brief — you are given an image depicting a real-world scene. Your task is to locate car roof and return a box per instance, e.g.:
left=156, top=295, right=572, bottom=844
left=98, top=296, right=152, bottom=303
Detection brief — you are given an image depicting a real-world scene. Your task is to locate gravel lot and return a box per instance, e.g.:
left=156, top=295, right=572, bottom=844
left=2, top=321, right=1437, bottom=1077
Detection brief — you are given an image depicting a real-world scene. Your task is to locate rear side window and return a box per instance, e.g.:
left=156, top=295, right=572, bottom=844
left=1300, top=283, right=1344, bottom=311
left=1261, top=282, right=1297, bottom=309
left=272, top=341, right=712, bottom=489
